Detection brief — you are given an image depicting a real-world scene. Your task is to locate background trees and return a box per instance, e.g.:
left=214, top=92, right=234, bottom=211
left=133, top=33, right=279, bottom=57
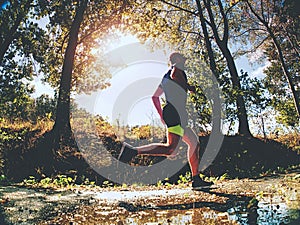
left=0, top=0, right=298, bottom=137
left=0, top=0, right=299, bottom=186
left=3, top=0, right=131, bottom=143
left=231, top=0, right=299, bottom=127
left=0, top=0, right=50, bottom=121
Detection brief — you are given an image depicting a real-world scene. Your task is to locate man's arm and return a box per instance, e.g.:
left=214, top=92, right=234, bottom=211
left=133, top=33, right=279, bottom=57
left=171, top=67, right=195, bottom=92
left=152, top=85, right=164, bottom=122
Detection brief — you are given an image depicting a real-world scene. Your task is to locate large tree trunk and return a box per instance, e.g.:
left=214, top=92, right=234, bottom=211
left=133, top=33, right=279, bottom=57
left=204, top=0, right=252, bottom=136
left=52, top=0, right=87, bottom=140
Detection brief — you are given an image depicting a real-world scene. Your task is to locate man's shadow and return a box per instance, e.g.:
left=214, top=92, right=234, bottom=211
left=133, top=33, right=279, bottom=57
left=118, top=188, right=258, bottom=224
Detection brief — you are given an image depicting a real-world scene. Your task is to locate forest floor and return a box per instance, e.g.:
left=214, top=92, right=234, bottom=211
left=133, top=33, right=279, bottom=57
left=1, top=168, right=299, bottom=225
left=1, top=123, right=299, bottom=224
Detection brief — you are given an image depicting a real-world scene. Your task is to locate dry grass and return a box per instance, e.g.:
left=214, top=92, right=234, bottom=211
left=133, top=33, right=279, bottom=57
left=0, top=118, right=54, bottom=134
left=275, top=133, right=300, bottom=153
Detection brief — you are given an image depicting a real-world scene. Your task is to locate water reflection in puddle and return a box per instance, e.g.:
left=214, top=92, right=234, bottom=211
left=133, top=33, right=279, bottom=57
left=117, top=195, right=300, bottom=225
left=227, top=195, right=300, bottom=225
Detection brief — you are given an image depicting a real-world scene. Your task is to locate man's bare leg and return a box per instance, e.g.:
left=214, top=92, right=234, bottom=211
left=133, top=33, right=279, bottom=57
left=136, top=132, right=181, bottom=157
left=182, top=127, right=200, bottom=177
left=183, top=127, right=213, bottom=188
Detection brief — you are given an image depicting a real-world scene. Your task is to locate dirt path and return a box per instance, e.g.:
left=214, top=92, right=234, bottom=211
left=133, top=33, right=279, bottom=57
left=0, top=170, right=299, bottom=225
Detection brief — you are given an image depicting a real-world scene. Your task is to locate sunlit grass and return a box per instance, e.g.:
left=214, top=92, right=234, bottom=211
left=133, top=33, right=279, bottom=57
left=0, top=118, right=54, bottom=134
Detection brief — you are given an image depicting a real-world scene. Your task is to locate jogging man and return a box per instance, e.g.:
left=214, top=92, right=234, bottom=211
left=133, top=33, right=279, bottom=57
left=118, top=52, right=213, bottom=189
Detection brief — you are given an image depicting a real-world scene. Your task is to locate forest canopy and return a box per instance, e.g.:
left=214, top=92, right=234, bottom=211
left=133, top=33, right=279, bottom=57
left=0, top=0, right=299, bottom=137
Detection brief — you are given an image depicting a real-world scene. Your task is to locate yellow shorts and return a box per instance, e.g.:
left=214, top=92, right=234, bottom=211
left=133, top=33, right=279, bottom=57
left=168, top=124, right=184, bottom=137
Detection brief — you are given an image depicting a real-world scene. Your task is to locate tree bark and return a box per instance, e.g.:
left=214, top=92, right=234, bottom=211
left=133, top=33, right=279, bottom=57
left=203, top=0, right=252, bottom=136
left=53, top=0, right=88, bottom=138
left=222, top=45, right=251, bottom=136
left=195, top=0, right=222, bottom=135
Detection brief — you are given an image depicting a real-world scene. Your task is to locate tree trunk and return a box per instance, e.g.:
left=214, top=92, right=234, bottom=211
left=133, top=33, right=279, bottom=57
left=52, top=0, right=87, bottom=139
left=269, top=28, right=300, bottom=117
left=204, top=0, right=252, bottom=136
left=222, top=45, right=251, bottom=136
left=0, top=0, right=32, bottom=65
left=245, top=0, right=300, bottom=117
left=195, top=0, right=222, bottom=135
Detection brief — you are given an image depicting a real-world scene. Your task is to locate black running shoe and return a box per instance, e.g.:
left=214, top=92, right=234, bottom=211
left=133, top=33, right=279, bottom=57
left=118, top=142, right=138, bottom=163
left=192, top=175, right=213, bottom=190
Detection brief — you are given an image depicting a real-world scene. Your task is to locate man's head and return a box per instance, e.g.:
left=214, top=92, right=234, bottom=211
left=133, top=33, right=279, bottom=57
left=169, top=52, right=186, bottom=64
left=169, top=52, right=187, bottom=69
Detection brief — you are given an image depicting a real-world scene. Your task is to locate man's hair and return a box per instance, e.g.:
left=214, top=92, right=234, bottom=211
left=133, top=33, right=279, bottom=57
left=169, top=52, right=186, bottom=64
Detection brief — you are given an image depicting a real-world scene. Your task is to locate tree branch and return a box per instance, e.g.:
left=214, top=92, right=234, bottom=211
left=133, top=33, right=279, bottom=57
left=203, top=0, right=222, bottom=44
left=232, top=28, right=265, bottom=38
left=217, top=0, right=229, bottom=43
left=159, top=0, right=197, bottom=16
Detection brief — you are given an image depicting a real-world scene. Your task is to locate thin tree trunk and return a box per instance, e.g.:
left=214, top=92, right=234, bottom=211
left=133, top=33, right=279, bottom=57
left=0, top=0, right=33, bottom=64
left=261, top=114, right=266, bottom=140
left=195, top=0, right=222, bottom=135
left=269, top=29, right=300, bottom=117
left=246, top=0, right=300, bottom=117
left=53, top=0, right=87, bottom=138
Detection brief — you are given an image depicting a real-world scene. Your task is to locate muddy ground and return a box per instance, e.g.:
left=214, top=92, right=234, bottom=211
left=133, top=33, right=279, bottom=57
left=0, top=169, right=299, bottom=225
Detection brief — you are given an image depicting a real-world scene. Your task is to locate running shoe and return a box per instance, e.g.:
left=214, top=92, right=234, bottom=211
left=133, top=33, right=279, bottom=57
left=192, top=175, right=214, bottom=190
left=118, top=142, right=138, bottom=163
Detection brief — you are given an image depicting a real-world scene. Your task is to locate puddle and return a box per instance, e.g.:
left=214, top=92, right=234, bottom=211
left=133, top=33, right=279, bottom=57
left=227, top=194, right=300, bottom=225
left=93, top=188, right=193, bottom=202
left=255, top=193, right=300, bottom=225
left=83, top=191, right=300, bottom=225
left=113, top=200, right=300, bottom=225
left=102, top=191, right=300, bottom=225
left=1, top=183, right=300, bottom=225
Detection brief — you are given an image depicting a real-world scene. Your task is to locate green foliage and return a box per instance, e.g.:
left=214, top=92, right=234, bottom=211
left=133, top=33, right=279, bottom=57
left=233, top=0, right=300, bottom=127
left=188, top=86, right=212, bottom=133
left=156, top=178, right=172, bottom=188
left=0, top=0, right=52, bottom=121
left=0, top=87, right=32, bottom=120
left=52, top=175, right=75, bottom=187
left=177, top=172, right=192, bottom=186
left=0, top=93, right=56, bottom=122
left=264, top=60, right=299, bottom=127
left=240, top=70, right=271, bottom=122
left=23, top=176, right=38, bottom=186
left=43, top=0, right=125, bottom=94
left=102, top=180, right=114, bottom=188
left=31, top=94, right=56, bottom=121
left=22, top=175, right=93, bottom=188
left=0, top=174, right=7, bottom=184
